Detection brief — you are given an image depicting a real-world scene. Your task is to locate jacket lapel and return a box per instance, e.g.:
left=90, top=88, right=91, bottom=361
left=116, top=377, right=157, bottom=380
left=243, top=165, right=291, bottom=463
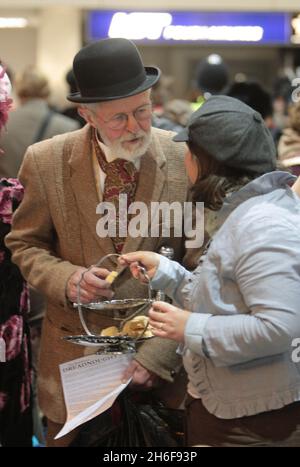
left=68, top=126, right=116, bottom=263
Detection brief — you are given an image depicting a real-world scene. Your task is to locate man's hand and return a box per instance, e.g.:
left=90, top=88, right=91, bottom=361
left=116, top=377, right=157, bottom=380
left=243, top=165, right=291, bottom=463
left=123, top=360, right=161, bottom=389
left=66, top=266, right=114, bottom=303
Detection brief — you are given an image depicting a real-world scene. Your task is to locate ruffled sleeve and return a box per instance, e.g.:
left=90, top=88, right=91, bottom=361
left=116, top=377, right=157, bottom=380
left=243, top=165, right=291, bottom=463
left=0, top=178, right=24, bottom=225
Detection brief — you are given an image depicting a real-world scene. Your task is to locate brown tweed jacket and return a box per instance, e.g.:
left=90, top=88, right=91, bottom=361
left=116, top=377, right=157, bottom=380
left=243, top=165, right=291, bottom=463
left=6, top=125, right=194, bottom=423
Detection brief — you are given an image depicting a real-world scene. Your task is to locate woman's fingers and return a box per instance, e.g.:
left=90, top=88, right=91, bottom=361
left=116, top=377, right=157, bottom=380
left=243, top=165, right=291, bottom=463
left=119, top=252, right=144, bottom=265
left=119, top=252, right=160, bottom=279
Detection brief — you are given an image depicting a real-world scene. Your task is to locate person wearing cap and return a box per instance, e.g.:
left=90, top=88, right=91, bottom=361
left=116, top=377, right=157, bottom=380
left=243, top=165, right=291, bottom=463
left=5, top=38, right=196, bottom=446
left=121, top=96, right=300, bottom=446
left=191, top=54, right=230, bottom=111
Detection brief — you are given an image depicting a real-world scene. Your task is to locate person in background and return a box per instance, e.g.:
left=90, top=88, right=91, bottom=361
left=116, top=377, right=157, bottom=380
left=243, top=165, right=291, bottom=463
left=6, top=38, right=196, bottom=447
left=151, top=74, right=189, bottom=133
left=278, top=100, right=300, bottom=164
left=191, top=54, right=230, bottom=111
left=61, top=69, right=86, bottom=128
left=119, top=96, right=300, bottom=447
left=225, top=79, right=288, bottom=149
left=152, top=99, right=193, bottom=134
left=163, top=99, right=192, bottom=129
left=0, top=67, right=79, bottom=178
left=0, top=63, right=33, bottom=447
left=151, top=74, right=174, bottom=116
left=272, top=76, right=292, bottom=136
left=226, top=81, right=274, bottom=130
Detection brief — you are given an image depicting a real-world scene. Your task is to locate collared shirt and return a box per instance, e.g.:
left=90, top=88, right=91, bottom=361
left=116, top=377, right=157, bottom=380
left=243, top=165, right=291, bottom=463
left=151, top=171, right=300, bottom=419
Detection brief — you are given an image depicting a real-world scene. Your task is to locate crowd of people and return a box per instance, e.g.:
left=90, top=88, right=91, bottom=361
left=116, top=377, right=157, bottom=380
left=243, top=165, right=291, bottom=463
left=1, top=36, right=300, bottom=447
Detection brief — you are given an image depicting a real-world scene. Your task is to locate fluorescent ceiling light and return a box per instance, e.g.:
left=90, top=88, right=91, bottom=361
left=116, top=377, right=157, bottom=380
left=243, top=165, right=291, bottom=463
left=0, top=17, right=28, bottom=28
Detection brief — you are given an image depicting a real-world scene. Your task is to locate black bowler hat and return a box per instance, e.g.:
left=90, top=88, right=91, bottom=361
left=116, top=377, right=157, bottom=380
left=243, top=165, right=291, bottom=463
left=67, top=38, right=160, bottom=103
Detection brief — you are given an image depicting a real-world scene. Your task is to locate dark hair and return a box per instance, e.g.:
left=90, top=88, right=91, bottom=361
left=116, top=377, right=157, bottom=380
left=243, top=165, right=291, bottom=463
left=196, top=56, right=229, bottom=94
left=227, top=81, right=273, bottom=120
left=272, top=77, right=292, bottom=102
left=188, top=141, right=254, bottom=210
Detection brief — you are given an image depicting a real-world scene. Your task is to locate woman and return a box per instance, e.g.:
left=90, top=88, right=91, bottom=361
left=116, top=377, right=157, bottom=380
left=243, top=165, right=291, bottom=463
left=120, top=96, right=300, bottom=447
left=124, top=95, right=277, bottom=389
left=0, top=64, right=33, bottom=446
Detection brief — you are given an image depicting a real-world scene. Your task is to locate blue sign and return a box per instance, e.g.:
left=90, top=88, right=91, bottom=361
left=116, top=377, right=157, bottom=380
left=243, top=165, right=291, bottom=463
left=86, top=10, right=291, bottom=45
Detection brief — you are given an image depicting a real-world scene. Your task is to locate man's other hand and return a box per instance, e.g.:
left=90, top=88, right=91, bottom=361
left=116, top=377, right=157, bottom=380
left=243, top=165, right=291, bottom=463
left=66, top=266, right=114, bottom=303
left=123, top=360, right=161, bottom=389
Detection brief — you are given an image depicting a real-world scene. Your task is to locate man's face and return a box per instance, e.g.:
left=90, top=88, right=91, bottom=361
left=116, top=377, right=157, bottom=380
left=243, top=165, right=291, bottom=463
left=82, top=90, right=152, bottom=161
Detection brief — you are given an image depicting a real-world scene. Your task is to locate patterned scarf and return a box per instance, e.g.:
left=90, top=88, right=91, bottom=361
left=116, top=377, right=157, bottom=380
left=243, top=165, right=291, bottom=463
left=93, top=129, right=139, bottom=253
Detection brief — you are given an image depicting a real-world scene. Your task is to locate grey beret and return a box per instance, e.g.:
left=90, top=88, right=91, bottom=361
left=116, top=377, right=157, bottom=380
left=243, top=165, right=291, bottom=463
left=173, top=95, right=276, bottom=175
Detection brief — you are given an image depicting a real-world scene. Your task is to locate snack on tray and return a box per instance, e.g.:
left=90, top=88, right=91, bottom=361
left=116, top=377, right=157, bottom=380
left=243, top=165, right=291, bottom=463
left=121, top=316, right=153, bottom=338
left=100, top=326, right=119, bottom=336
left=100, top=316, right=154, bottom=338
left=106, top=271, right=119, bottom=284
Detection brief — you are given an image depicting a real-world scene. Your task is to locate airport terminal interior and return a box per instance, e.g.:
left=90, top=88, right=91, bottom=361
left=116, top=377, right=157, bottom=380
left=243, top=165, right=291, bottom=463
left=1, top=0, right=300, bottom=450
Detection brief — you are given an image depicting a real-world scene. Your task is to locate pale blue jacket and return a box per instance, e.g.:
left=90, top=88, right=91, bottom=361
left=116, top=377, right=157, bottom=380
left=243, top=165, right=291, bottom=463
left=151, top=171, right=300, bottom=419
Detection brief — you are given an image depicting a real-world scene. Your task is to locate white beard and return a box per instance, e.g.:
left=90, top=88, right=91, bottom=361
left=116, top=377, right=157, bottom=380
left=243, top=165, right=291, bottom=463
left=98, top=128, right=152, bottom=163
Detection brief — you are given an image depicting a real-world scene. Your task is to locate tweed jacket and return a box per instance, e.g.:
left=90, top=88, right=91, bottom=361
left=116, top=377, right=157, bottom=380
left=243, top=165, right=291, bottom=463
left=6, top=125, right=192, bottom=423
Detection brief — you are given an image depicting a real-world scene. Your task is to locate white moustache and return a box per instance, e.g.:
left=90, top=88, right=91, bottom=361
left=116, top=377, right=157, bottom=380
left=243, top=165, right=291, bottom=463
left=121, top=133, right=145, bottom=142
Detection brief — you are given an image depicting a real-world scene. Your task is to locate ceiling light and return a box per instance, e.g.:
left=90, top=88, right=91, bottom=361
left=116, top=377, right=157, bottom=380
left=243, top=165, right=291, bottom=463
left=0, top=17, right=28, bottom=28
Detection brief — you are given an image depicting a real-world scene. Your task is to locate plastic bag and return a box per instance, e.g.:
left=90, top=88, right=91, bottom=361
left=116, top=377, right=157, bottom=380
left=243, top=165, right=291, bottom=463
left=71, top=390, right=184, bottom=447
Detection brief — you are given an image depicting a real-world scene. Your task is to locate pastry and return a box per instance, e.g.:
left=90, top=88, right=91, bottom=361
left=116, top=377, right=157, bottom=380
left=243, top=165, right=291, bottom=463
left=121, top=315, right=153, bottom=338
left=106, top=271, right=119, bottom=284
left=100, top=315, right=154, bottom=338
left=100, top=326, right=119, bottom=336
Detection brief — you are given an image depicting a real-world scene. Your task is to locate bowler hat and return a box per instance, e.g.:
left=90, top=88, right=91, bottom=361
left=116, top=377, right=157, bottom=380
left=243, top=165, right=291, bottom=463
left=173, top=95, right=276, bottom=175
left=67, top=38, right=160, bottom=103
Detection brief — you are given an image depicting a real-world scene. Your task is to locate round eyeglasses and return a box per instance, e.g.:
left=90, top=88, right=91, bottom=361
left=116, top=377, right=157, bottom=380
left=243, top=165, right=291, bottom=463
left=99, top=104, right=153, bottom=130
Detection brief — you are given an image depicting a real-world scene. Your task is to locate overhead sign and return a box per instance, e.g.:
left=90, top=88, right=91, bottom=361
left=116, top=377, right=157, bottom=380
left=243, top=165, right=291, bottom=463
left=291, top=13, right=300, bottom=44
left=86, top=10, right=291, bottom=44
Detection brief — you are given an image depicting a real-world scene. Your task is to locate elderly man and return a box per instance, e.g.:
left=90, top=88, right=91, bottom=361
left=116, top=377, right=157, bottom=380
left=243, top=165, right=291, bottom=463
left=6, top=38, right=196, bottom=446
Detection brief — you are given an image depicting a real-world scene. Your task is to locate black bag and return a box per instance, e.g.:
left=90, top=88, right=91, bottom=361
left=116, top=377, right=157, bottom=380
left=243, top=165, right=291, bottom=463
left=71, top=390, right=184, bottom=447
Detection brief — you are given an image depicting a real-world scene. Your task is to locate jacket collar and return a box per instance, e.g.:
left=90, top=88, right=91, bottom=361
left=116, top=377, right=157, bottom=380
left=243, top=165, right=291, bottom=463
left=218, top=171, right=297, bottom=225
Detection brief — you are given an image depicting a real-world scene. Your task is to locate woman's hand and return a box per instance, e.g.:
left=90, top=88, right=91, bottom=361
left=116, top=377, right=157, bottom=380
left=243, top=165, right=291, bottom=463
left=119, top=251, right=160, bottom=282
left=148, top=301, right=191, bottom=343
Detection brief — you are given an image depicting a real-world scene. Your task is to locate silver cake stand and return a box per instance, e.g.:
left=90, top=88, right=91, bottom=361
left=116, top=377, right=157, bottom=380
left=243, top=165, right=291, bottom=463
left=64, top=254, right=154, bottom=353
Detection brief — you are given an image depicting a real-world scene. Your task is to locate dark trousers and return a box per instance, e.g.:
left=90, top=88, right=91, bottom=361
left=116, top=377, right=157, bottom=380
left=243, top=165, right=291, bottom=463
left=185, top=396, right=300, bottom=447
